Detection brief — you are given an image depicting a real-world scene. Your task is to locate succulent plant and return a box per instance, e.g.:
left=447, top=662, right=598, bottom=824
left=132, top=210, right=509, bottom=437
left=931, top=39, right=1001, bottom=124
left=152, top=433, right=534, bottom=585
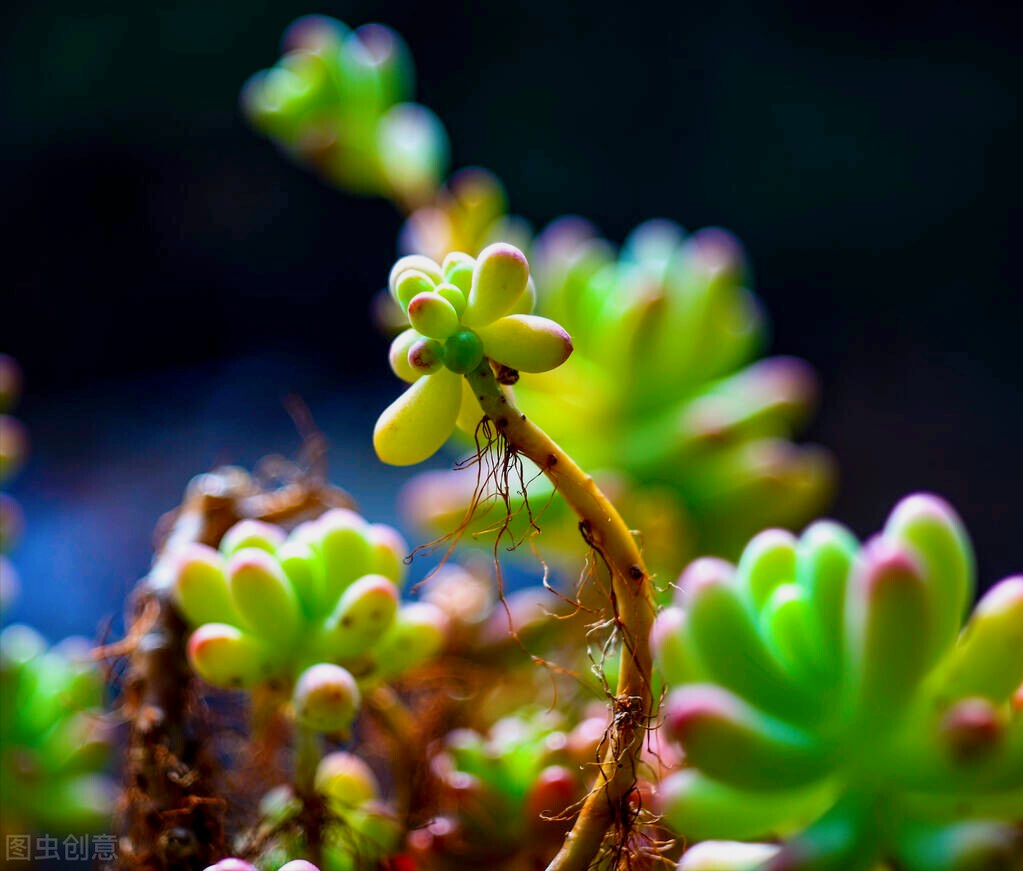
left=403, top=218, right=833, bottom=576
left=242, top=15, right=448, bottom=206
left=409, top=708, right=587, bottom=867
left=399, top=167, right=531, bottom=265
left=162, top=511, right=447, bottom=733
left=651, top=493, right=1023, bottom=871
left=241, top=751, right=401, bottom=871
left=0, top=624, right=114, bottom=836
left=374, top=243, right=573, bottom=466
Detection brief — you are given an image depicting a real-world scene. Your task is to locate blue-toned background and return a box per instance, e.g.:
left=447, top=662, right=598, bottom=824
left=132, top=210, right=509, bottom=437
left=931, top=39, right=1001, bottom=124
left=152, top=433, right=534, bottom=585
left=2, top=0, right=1021, bottom=642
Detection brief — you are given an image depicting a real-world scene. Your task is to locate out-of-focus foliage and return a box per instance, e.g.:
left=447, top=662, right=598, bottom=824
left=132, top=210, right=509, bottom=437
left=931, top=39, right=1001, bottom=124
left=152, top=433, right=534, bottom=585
left=242, top=15, right=448, bottom=207
left=0, top=624, right=114, bottom=836
left=161, top=511, right=447, bottom=733
left=652, top=494, right=1023, bottom=871
left=249, top=753, right=401, bottom=871
left=408, top=708, right=586, bottom=868
left=403, top=208, right=833, bottom=576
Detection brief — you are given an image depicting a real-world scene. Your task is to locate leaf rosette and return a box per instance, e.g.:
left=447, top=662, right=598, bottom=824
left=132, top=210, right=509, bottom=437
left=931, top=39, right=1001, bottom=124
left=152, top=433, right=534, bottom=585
left=402, top=218, right=833, bottom=576
left=0, top=625, right=114, bottom=836
left=374, top=243, right=573, bottom=466
left=652, top=493, right=1023, bottom=871
left=242, top=15, right=448, bottom=204
left=164, top=512, right=447, bottom=734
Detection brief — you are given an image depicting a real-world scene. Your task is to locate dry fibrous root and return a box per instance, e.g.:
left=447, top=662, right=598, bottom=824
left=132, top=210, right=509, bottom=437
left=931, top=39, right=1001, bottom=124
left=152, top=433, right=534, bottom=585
left=110, top=458, right=354, bottom=871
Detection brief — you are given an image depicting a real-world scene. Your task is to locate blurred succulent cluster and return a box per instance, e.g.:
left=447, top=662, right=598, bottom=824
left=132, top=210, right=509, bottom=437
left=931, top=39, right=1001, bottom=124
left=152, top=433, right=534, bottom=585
left=403, top=216, right=833, bottom=576
left=241, top=15, right=833, bottom=577
left=376, top=242, right=572, bottom=465
left=408, top=708, right=587, bottom=868
left=242, top=15, right=448, bottom=207
left=398, top=167, right=528, bottom=265
left=0, top=624, right=114, bottom=837
left=248, top=752, right=401, bottom=871
left=0, top=354, right=26, bottom=612
left=161, top=511, right=447, bottom=735
left=652, top=494, right=1023, bottom=870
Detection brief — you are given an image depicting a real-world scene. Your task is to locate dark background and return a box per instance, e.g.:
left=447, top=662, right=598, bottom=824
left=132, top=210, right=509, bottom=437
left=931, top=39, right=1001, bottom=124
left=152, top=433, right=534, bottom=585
left=1, top=0, right=1020, bottom=639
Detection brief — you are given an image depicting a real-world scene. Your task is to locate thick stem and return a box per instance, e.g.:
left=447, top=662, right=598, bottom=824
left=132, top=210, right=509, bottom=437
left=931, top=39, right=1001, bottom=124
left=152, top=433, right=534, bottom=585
left=465, top=360, right=656, bottom=871
left=294, top=724, right=322, bottom=798
left=294, top=724, right=325, bottom=867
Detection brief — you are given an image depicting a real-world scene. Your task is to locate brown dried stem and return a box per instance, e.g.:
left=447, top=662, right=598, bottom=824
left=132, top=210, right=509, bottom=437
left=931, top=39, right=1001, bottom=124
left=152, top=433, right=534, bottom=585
left=114, top=464, right=353, bottom=870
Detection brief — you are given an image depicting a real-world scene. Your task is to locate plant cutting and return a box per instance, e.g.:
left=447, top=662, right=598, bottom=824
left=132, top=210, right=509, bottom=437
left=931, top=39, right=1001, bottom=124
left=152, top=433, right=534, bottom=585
left=1, top=11, right=1019, bottom=871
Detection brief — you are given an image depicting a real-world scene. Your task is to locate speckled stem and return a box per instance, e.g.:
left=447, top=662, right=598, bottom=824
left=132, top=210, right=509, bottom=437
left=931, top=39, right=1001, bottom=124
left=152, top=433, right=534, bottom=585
left=465, top=359, right=656, bottom=871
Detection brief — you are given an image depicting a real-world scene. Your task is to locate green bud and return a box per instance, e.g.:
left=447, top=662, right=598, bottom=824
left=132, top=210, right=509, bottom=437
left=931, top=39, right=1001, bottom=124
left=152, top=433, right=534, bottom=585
left=366, top=523, right=408, bottom=586
left=277, top=538, right=327, bottom=619
left=319, top=574, right=399, bottom=660
left=407, top=292, right=460, bottom=340
left=796, top=520, right=859, bottom=678
left=292, top=663, right=360, bottom=735
left=377, top=103, right=449, bottom=201
left=186, top=624, right=278, bottom=689
left=345, top=800, right=402, bottom=855
left=435, top=282, right=467, bottom=317
left=227, top=548, right=301, bottom=643
left=219, top=519, right=286, bottom=556
left=371, top=602, right=448, bottom=680
left=463, top=243, right=530, bottom=327
left=352, top=23, right=413, bottom=106
left=389, top=256, right=441, bottom=300
left=736, top=529, right=797, bottom=610
left=315, top=509, right=373, bottom=603
left=282, top=14, right=349, bottom=55
left=681, top=557, right=815, bottom=720
left=475, top=315, right=573, bottom=373
left=315, top=750, right=380, bottom=808
left=443, top=329, right=484, bottom=374
left=509, top=274, right=537, bottom=315
left=170, top=543, right=240, bottom=627
left=759, top=583, right=819, bottom=683
left=442, top=252, right=475, bottom=294
left=394, top=269, right=438, bottom=313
